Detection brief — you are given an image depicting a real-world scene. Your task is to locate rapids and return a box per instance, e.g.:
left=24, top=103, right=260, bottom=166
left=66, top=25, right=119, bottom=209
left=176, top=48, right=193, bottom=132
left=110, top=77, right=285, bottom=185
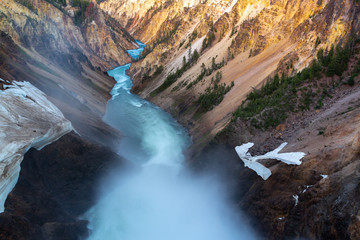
left=85, top=42, right=257, bottom=240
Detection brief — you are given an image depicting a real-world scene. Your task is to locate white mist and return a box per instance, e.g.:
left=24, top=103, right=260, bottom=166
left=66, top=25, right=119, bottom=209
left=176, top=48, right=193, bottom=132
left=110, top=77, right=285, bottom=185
left=85, top=43, right=257, bottom=240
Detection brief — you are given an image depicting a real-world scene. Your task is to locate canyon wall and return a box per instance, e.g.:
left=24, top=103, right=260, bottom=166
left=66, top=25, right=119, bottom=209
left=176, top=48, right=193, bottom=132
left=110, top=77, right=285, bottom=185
left=99, top=1, right=360, bottom=239
left=0, top=0, right=139, bottom=145
left=100, top=0, right=360, bottom=147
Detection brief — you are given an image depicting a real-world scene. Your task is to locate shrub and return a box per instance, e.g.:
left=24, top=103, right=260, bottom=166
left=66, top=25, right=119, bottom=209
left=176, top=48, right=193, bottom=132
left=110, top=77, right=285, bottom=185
left=348, top=76, right=355, bottom=86
left=201, top=31, right=215, bottom=52
left=153, top=65, right=164, bottom=77
left=45, top=0, right=66, bottom=9
left=72, top=0, right=94, bottom=26
left=232, top=37, right=358, bottom=130
left=16, top=0, right=37, bottom=12
left=197, top=72, right=234, bottom=111
left=151, top=48, right=200, bottom=95
left=186, top=58, right=225, bottom=89
left=315, top=37, right=321, bottom=48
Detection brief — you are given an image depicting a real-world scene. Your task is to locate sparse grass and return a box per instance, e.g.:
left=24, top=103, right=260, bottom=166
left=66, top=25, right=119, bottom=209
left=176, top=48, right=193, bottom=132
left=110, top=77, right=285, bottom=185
left=315, top=37, right=321, bottom=48
left=16, top=0, right=37, bottom=13
left=45, top=0, right=66, bottom=10
left=232, top=39, right=357, bottom=130
left=197, top=71, right=234, bottom=111
left=72, top=0, right=95, bottom=26
left=201, top=31, right=215, bottom=52
left=187, top=57, right=225, bottom=90
left=150, top=49, right=200, bottom=96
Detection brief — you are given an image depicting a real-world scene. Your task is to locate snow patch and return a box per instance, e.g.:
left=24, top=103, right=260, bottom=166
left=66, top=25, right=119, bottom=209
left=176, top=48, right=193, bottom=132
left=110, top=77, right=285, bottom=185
left=301, top=185, right=312, bottom=193
left=0, top=80, right=73, bottom=212
left=293, top=195, right=299, bottom=206
left=321, top=174, right=328, bottom=179
left=235, top=142, right=305, bottom=180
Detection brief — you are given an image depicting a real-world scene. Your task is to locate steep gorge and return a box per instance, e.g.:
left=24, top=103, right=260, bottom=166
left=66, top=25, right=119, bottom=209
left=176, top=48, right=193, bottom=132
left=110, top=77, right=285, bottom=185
left=0, top=0, right=360, bottom=239
left=0, top=1, right=137, bottom=238
left=0, top=0, right=139, bottom=146
left=98, top=0, right=360, bottom=239
left=100, top=0, right=360, bottom=146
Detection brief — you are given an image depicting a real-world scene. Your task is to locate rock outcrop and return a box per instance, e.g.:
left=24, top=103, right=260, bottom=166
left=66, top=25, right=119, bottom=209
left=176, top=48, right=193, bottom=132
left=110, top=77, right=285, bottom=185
left=197, top=71, right=360, bottom=239
left=100, top=0, right=360, bottom=147
left=0, top=132, right=130, bottom=240
left=0, top=0, right=139, bottom=146
left=0, top=80, right=73, bottom=213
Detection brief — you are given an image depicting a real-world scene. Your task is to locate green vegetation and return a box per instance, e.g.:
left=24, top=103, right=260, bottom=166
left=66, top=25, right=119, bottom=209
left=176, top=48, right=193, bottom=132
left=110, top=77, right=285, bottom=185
left=316, top=45, right=351, bottom=77
left=153, top=65, right=164, bottom=77
left=197, top=71, right=234, bottom=111
left=230, top=26, right=238, bottom=38
left=178, top=40, right=185, bottom=49
left=202, top=22, right=216, bottom=51
left=16, top=0, right=37, bottom=13
left=150, top=48, right=200, bottom=96
left=233, top=41, right=357, bottom=130
left=155, top=22, right=181, bottom=45
left=188, top=31, right=198, bottom=43
left=45, top=0, right=66, bottom=10
left=142, top=22, right=181, bottom=58
left=315, top=37, right=321, bottom=48
left=186, top=57, right=225, bottom=89
left=201, top=31, right=215, bottom=52
left=72, top=0, right=95, bottom=26
left=142, top=64, right=164, bottom=82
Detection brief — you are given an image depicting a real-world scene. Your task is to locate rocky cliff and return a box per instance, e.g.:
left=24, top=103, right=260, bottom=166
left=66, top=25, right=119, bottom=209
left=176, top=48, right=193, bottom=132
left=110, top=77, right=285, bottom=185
left=0, top=132, right=131, bottom=240
left=0, top=0, right=139, bottom=146
left=100, top=0, right=360, bottom=147
left=0, top=80, right=73, bottom=214
left=98, top=1, right=360, bottom=239
left=1, top=0, right=360, bottom=239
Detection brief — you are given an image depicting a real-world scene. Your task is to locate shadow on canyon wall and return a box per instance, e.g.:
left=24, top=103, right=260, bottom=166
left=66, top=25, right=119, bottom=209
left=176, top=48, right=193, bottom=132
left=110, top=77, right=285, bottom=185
left=0, top=132, right=133, bottom=240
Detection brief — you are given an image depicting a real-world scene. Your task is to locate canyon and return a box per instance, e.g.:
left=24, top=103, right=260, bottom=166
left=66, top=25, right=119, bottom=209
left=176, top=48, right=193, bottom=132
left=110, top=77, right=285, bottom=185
left=0, top=0, right=360, bottom=239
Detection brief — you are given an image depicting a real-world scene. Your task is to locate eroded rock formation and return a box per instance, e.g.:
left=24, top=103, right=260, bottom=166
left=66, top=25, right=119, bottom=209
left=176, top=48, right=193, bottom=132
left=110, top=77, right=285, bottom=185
left=0, top=132, right=130, bottom=240
left=0, top=80, right=73, bottom=213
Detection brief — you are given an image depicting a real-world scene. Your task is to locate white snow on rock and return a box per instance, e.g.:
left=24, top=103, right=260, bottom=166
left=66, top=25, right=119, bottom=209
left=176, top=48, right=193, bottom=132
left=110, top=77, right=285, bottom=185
left=320, top=174, right=328, bottom=179
left=0, top=80, right=73, bottom=212
left=292, top=195, right=299, bottom=206
left=235, top=142, right=305, bottom=180
left=301, top=185, right=312, bottom=194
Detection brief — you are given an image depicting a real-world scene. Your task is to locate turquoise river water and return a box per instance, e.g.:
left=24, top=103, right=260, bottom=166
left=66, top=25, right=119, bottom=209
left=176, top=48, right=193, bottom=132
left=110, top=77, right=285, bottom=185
left=85, top=42, right=257, bottom=240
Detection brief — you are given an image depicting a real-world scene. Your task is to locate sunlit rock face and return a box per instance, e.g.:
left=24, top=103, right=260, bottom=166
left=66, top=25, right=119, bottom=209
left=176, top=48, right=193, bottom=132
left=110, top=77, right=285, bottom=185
left=100, top=0, right=238, bottom=41
left=0, top=0, right=136, bottom=71
left=0, top=80, right=73, bottom=212
left=0, top=0, right=138, bottom=146
left=99, top=0, right=359, bottom=147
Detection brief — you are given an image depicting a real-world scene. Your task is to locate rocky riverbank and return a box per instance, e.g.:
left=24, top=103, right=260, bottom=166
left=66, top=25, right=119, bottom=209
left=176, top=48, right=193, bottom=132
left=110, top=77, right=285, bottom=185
left=192, top=74, right=360, bottom=239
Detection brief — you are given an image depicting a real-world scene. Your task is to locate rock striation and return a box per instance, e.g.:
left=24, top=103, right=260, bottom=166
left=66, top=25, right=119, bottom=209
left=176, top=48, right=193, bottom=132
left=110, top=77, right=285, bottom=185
left=99, top=0, right=360, bottom=146
left=0, top=0, right=138, bottom=146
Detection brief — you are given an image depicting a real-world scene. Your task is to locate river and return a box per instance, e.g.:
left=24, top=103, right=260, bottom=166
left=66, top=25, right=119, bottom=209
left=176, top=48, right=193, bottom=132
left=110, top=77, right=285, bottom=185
left=85, top=42, right=256, bottom=240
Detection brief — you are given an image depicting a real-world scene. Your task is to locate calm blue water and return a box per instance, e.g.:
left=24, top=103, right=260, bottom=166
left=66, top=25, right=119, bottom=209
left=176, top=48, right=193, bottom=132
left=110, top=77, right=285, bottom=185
left=85, top=42, right=257, bottom=240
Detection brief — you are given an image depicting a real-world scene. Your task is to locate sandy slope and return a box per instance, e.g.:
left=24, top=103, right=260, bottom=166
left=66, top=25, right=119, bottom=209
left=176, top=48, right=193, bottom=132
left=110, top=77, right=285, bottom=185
left=146, top=37, right=294, bottom=146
